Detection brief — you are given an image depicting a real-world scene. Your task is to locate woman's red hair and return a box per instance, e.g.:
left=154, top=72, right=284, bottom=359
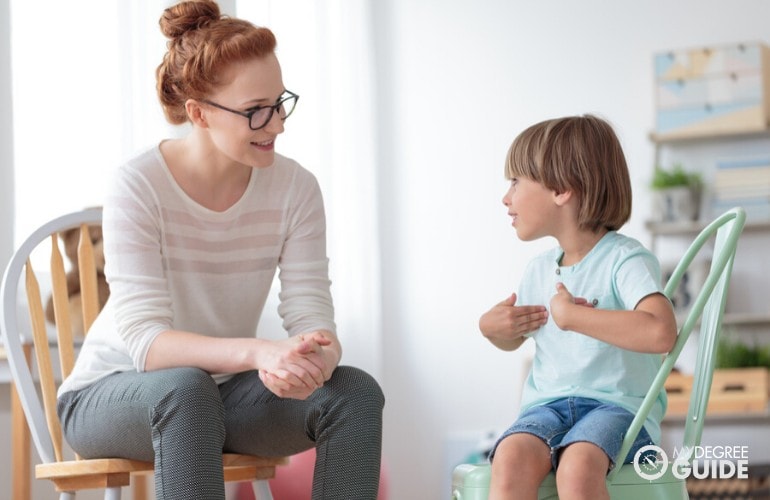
left=156, top=0, right=277, bottom=124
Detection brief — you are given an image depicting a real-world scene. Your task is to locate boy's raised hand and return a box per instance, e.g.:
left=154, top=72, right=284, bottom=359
left=479, top=293, right=548, bottom=350
left=550, top=282, right=595, bottom=330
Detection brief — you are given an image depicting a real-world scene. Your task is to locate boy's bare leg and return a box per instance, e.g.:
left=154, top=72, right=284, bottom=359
left=555, top=442, right=610, bottom=500
left=489, top=433, right=552, bottom=500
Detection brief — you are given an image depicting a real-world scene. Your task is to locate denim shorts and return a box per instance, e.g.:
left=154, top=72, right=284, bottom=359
left=490, top=397, right=654, bottom=471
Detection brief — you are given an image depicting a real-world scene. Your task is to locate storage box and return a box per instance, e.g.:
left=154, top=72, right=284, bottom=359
left=654, top=42, right=770, bottom=139
left=665, top=367, right=770, bottom=416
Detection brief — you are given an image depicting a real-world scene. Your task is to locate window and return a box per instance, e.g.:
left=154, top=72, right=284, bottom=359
left=10, top=0, right=177, bottom=243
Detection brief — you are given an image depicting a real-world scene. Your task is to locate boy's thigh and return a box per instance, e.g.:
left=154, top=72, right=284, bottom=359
left=490, top=400, right=573, bottom=464
left=558, top=400, right=653, bottom=467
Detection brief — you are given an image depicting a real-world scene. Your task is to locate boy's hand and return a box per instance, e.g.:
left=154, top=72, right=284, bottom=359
left=550, top=282, right=594, bottom=330
left=480, top=293, right=548, bottom=349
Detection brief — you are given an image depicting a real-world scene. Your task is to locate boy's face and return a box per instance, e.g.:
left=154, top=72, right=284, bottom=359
left=502, top=176, right=559, bottom=241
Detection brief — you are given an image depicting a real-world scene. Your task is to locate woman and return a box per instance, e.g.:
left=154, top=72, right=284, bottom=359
left=56, top=1, right=384, bottom=498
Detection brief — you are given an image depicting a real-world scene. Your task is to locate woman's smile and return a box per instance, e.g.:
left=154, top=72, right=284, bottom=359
left=251, top=138, right=275, bottom=151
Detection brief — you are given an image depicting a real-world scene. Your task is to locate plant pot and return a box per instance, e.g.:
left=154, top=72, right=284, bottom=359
left=651, top=186, right=700, bottom=223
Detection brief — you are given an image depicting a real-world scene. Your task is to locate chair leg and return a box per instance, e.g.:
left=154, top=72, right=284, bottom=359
left=104, top=486, right=122, bottom=500
left=132, top=475, right=148, bottom=500
left=252, top=480, right=274, bottom=500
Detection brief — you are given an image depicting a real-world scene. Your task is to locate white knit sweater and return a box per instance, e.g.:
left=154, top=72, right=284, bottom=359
left=59, top=145, right=336, bottom=395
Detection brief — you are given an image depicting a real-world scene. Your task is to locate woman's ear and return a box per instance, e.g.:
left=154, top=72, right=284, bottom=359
left=185, top=99, right=208, bottom=128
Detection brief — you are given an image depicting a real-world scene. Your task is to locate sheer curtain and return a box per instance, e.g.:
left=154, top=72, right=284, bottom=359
left=238, top=0, right=383, bottom=380
left=10, top=0, right=182, bottom=243
left=1, top=0, right=13, bottom=272
left=10, top=0, right=383, bottom=379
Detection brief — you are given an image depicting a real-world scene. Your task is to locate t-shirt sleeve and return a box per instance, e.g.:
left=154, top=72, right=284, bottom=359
left=613, top=248, right=665, bottom=311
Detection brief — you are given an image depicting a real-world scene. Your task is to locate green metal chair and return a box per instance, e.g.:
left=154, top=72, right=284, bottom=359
left=451, top=207, right=747, bottom=500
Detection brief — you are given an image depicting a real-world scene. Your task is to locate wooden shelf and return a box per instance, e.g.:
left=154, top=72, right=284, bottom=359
left=646, top=219, right=770, bottom=236
left=663, top=409, right=770, bottom=425
left=650, top=126, right=770, bottom=145
left=723, top=312, right=770, bottom=326
left=673, top=312, right=770, bottom=329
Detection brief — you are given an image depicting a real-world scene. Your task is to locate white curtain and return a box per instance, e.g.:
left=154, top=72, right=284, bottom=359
left=238, top=0, right=383, bottom=380
left=9, top=0, right=383, bottom=380
left=1, top=0, right=14, bottom=273
left=116, top=0, right=190, bottom=156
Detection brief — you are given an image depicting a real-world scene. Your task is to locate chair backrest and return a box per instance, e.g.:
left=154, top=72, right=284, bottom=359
left=1, top=207, right=103, bottom=465
left=607, top=206, right=746, bottom=483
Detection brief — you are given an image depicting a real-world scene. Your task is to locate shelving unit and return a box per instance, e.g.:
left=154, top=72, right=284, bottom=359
left=650, top=42, right=770, bottom=485
left=650, top=126, right=770, bottom=328
left=650, top=129, right=770, bottom=434
left=647, top=218, right=770, bottom=237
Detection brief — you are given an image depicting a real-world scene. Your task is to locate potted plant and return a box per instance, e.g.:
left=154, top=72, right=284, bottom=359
left=717, top=335, right=770, bottom=369
left=650, top=163, right=703, bottom=223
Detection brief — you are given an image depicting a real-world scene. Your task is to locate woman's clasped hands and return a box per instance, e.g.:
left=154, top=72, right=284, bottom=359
left=258, top=331, right=340, bottom=400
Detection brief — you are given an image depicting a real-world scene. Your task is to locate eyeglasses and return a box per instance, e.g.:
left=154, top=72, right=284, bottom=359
left=202, top=90, right=299, bottom=131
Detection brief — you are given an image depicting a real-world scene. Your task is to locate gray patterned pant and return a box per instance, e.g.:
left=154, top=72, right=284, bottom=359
left=58, top=366, right=384, bottom=499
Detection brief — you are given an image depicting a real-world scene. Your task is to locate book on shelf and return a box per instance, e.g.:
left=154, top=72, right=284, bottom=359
left=711, top=157, right=770, bottom=221
left=714, top=167, right=770, bottom=187
left=712, top=199, right=770, bottom=218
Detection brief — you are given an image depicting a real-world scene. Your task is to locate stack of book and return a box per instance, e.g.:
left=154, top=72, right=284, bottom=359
left=711, top=157, right=770, bottom=221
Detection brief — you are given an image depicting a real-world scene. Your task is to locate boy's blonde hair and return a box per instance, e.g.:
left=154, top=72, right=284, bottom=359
left=505, top=114, right=632, bottom=231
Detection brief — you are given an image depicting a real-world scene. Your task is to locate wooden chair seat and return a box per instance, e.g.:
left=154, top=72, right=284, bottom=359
left=36, top=453, right=287, bottom=492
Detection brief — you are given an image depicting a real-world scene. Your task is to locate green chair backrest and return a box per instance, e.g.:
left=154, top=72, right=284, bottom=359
left=607, top=207, right=746, bottom=484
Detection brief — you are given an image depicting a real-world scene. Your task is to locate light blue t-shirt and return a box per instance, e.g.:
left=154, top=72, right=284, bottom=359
left=518, top=231, right=667, bottom=443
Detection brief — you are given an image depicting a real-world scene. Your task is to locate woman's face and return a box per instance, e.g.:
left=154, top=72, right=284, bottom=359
left=203, top=53, right=287, bottom=168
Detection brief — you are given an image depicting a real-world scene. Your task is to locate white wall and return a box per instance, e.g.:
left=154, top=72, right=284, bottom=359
left=1, top=0, right=13, bottom=271
left=4, top=2, right=770, bottom=499
left=371, top=1, right=770, bottom=498
left=0, top=2, right=16, bottom=494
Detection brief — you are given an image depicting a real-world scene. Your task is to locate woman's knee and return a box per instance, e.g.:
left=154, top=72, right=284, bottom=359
left=328, top=366, right=385, bottom=409
left=154, top=367, right=221, bottom=399
left=151, top=367, right=225, bottom=434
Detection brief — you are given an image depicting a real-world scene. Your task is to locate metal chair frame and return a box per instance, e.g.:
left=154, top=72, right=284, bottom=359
left=451, top=207, right=747, bottom=500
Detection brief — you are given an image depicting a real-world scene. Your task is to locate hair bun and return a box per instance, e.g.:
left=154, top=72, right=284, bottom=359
left=159, top=0, right=221, bottom=39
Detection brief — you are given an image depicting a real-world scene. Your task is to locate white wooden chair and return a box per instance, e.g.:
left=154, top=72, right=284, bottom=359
left=1, top=207, right=285, bottom=500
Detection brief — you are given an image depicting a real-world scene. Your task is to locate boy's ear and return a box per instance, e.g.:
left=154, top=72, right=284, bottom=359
left=553, top=189, right=573, bottom=206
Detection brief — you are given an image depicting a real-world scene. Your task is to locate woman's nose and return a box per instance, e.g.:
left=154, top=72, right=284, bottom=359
left=264, top=110, right=285, bottom=134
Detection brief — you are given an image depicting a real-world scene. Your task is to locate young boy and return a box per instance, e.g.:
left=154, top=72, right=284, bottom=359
left=480, top=115, right=677, bottom=500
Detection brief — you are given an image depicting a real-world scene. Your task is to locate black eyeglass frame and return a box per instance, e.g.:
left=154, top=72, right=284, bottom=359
left=202, top=90, right=299, bottom=131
